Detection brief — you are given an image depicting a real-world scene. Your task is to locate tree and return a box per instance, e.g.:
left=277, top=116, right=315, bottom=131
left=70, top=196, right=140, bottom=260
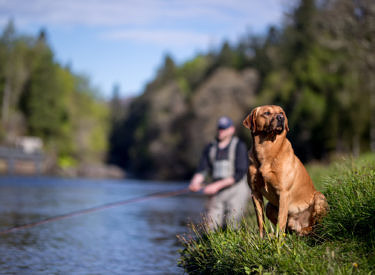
left=20, top=31, right=66, bottom=142
left=0, top=20, right=32, bottom=134
left=319, top=0, right=374, bottom=154
left=110, top=84, right=123, bottom=123
left=258, top=0, right=330, bottom=160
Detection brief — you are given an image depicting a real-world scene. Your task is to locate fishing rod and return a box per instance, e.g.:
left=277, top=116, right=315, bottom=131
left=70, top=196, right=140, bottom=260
left=0, top=187, right=190, bottom=235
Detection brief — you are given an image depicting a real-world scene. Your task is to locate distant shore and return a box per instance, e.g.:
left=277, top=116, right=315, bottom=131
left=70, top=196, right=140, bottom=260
left=56, top=163, right=126, bottom=179
left=0, top=160, right=126, bottom=179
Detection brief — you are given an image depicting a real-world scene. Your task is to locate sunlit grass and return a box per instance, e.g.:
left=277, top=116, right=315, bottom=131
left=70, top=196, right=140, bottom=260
left=179, top=154, right=375, bottom=274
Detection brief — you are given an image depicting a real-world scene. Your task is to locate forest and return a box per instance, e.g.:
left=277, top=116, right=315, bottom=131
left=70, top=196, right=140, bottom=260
left=0, top=21, right=109, bottom=175
left=109, top=0, right=375, bottom=179
left=1, top=0, right=374, bottom=179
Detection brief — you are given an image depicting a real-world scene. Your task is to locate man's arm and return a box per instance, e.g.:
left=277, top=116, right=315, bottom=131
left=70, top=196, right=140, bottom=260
left=203, top=177, right=235, bottom=195
left=189, top=173, right=205, bottom=192
left=234, top=141, right=249, bottom=181
left=189, top=144, right=212, bottom=192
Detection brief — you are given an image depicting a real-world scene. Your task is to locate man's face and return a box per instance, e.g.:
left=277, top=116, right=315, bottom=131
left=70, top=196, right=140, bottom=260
left=217, top=126, right=235, bottom=141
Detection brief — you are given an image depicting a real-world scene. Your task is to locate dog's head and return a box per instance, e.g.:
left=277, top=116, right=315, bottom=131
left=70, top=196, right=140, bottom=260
left=243, top=105, right=289, bottom=135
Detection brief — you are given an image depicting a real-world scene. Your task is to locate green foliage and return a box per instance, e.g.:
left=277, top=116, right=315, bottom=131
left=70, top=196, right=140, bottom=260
left=253, top=0, right=375, bottom=161
left=179, top=154, right=375, bottom=274
left=180, top=224, right=371, bottom=274
left=58, top=155, right=78, bottom=168
left=317, top=154, right=375, bottom=246
left=216, top=41, right=237, bottom=68
left=20, top=42, right=66, bottom=140
left=69, top=75, right=109, bottom=162
left=109, top=0, right=375, bottom=179
left=177, top=55, right=212, bottom=93
left=0, top=21, right=109, bottom=169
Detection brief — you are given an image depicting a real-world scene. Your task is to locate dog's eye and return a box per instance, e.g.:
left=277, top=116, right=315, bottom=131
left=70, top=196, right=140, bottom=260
left=264, top=112, right=271, bottom=116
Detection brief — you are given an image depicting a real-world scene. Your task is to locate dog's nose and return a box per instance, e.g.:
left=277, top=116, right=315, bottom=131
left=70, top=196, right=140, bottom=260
left=276, top=114, right=284, bottom=121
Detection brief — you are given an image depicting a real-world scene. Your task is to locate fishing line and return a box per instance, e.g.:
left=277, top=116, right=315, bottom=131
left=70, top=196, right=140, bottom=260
left=0, top=187, right=190, bottom=235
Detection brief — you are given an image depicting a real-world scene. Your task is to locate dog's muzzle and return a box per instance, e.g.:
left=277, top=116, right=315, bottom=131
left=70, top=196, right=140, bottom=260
left=276, top=115, right=285, bottom=132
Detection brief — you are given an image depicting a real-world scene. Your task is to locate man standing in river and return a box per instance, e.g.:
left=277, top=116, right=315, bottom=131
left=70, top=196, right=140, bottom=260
left=189, top=116, right=251, bottom=230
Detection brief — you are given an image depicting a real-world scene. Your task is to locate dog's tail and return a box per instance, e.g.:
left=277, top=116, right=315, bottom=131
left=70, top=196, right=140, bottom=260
left=313, top=191, right=328, bottom=221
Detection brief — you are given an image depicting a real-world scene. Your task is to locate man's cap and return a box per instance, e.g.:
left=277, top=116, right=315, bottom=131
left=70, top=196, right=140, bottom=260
left=217, top=116, right=234, bottom=129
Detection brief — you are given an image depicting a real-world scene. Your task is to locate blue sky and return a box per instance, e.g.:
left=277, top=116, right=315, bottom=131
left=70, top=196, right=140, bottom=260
left=0, top=0, right=287, bottom=98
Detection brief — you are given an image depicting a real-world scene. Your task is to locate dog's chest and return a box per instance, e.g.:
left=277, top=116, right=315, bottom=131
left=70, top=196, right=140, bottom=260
left=257, top=173, right=279, bottom=206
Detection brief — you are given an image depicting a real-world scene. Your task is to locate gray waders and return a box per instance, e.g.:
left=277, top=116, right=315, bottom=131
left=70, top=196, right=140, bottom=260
left=205, top=137, right=251, bottom=230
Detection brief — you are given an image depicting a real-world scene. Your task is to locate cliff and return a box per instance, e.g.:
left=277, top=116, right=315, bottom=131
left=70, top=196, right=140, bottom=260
left=110, top=67, right=259, bottom=180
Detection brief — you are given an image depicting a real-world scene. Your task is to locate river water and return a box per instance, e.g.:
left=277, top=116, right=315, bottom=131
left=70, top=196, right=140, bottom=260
left=0, top=176, right=205, bottom=274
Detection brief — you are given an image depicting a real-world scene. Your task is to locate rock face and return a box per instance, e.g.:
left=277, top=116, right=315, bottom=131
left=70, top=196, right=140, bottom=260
left=145, top=81, right=189, bottom=179
left=114, top=67, right=259, bottom=180
left=187, top=68, right=258, bottom=169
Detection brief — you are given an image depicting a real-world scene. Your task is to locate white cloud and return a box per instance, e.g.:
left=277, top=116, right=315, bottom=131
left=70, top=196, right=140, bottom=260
left=103, top=29, right=215, bottom=47
left=0, top=0, right=284, bottom=28
left=0, top=0, right=287, bottom=97
left=1, top=0, right=155, bottom=26
left=0, top=0, right=286, bottom=46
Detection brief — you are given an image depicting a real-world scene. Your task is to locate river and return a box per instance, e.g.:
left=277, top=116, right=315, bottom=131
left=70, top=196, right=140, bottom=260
left=0, top=176, right=205, bottom=274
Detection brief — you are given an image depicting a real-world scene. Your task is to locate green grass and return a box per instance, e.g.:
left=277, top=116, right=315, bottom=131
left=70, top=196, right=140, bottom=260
left=179, top=154, right=375, bottom=274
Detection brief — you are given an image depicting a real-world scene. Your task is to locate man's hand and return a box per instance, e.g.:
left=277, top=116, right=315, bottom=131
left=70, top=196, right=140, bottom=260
left=203, top=183, right=221, bottom=195
left=189, top=181, right=203, bottom=192
left=189, top=173, right=204, bottom=192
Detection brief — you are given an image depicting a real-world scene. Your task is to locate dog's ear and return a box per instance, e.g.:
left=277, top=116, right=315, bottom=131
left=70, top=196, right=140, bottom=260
left=282, top=110, right=289, bottom=132
left=242, top=115, right=251, bottom=129
left=243, top=107, right=258, bottom=133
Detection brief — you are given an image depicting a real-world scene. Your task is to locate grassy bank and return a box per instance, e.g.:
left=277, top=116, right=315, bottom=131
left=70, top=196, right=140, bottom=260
left=179, top=154, right=375, bottom=274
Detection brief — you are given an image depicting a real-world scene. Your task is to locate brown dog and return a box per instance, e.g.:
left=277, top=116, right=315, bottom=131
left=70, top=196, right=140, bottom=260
left=243, top=105, right=327, bottom=237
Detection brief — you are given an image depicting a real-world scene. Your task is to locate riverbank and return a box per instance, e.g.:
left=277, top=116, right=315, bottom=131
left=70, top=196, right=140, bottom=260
left=56, top=163, right=126, bottom=179
left=179, top=154, right=375, bottom=274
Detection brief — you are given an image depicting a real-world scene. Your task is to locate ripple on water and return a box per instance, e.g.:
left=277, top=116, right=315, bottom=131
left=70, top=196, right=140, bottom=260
left=0, top=177, right=204, bottom=274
